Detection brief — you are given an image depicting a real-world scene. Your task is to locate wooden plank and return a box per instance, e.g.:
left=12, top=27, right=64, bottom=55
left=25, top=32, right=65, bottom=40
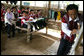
left=75, top=32, right=83, bottom=51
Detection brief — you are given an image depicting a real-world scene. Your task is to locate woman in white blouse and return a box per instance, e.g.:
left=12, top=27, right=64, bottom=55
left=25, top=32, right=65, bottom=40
left=4, top=7, right=15, bottom=38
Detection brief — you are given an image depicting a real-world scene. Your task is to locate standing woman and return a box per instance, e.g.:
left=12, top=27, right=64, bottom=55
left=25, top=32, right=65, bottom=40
left=4, top=7, right=15, bottom=38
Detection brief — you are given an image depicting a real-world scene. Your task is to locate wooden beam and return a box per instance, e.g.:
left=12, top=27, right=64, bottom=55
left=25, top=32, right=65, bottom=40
left=69, top=22, right=83, bottom=55
left=48, top=1, right=51, bottom=18
left=46, top=1, right=51, bottom=34
left=20, top=1, right=22, bottom=10
left=75, top=32, right=83, bottom=51
left=58, top=1, right=60, bottom=10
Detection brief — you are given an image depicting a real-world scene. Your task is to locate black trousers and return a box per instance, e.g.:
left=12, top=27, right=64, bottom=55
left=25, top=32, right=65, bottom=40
left=54, top=16, right=57, bottom=21
left=36, top=19, right=46, bottom=29
left=57, top=37, right=74, bottom=55
left=6, top=23, right=15, bottom=38
left=36, top=20, right=43, bottom=28
left=22, top=24, right=33, bottom=32
left=32, top=22, right=38, bottom=30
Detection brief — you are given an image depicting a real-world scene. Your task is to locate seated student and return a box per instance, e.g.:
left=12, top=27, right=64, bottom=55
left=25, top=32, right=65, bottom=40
left=1, top=4, right=6, bottom=31
left=21, top=11, right=33, bottom=32
left=12, top=7, right=18, bottom=20
left=29, top=10, right=39, bottom=30
left=16, top=8, right=25, bottom=32
left=15, top=6, right=21, bottom=17
left=35, top=10, right=46, bottom=29
left=1, top=6, right=4, bottom=31
left=19, top=7, right=25, bottom=17
left=4, top=7, right=15, bottom=38
left=35, top=10, right=42, bottom=29
left=27, top=7, right=30, bottom=13
left=35, top=10, right=42, bottom=18
left=29, top=9, right=36, bottom=19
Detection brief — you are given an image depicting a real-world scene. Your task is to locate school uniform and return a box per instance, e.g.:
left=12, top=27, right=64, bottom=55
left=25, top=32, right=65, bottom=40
left=1, top=9, right=4, bottom=21
left=1, top=9, right=4, bottom=31
left=29, top=13, right=39, bottom=30
left=13, top=11, right=18, bottom=19
left=4, top=12, right=15, bottom=38
left=21, top=16, right=33, bottom=32
left=18, top=9, right=21, bottom=17
left=57, top=14, right=81, bottom=55
left=35, top=13, right=46, bottom=29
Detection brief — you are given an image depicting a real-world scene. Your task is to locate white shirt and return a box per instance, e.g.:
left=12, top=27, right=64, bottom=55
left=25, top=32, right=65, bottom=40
left=4, top=12, right=15, bottom=25
left=22, top=16, right=34, bottom=25
left=62, top=16, right=79, bottom=37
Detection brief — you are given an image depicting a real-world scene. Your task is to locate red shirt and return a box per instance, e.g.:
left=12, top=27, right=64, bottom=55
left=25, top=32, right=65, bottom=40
left=1, top=9, right=3, bottom=17
left=1, top=9, right=4, bottom=21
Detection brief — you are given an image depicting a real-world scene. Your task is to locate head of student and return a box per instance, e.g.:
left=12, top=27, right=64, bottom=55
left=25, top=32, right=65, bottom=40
left=30, top=9, right=34, bottom=14
left=7, top=7, right=11, bottom=13
left=66, top=4, right=78, bottom=20
left=22, top=11, right=28, bottom=17
left=37, top=10, right=41, bottom=14
left=22, top=7, right=25, bottom=11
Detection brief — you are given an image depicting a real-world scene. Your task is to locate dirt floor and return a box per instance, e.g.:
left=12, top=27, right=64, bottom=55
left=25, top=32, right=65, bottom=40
left=1, top=19, right=83, bottom=55
left=1, top=30, right=60, bottom=55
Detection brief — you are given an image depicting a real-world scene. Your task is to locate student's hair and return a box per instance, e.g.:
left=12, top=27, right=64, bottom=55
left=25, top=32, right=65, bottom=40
left=22, top=6, right=25, bottom=9
left=22, top=11, right=28, bottom=14
left=37, top=10, right=40, bottom=12
left=11, top=7, right=16, bottom=9
left=6, top=7, right=10, bottom=10
left=30, top=9, right=34, bottom=12
left=66, top=4, right=78, bottom=12
left=27, top=7, right=29, bottom=10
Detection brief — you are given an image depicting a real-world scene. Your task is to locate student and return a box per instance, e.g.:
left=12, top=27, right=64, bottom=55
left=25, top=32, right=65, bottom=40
left=29, top=9, right=36, bottom=19
left=35, top=10, right=45, bottom=29
left=20, top=7, right=25, bottom=17
left=29, top=10, right=39, bottom=30
left=57, top=4, right=82, bottom=55
left=35, top=10, right=42, bottom=18
left=21, top=11, right=29, bottom=28
left=21, top=11, right=33, bottom=32
left=1, top=5, right=4, bottom=31
left=54, top=11, right=58, bottom=21
left=27, top=7, right=30, bottom=13
left=4, top=8, right=15, bottom=38
left=12, top=7, right=18, bottom=20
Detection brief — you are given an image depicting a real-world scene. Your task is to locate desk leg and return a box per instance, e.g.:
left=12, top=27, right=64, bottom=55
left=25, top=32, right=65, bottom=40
left=26, top=23, right=31, bottom=42
left=30, top=33, right=32, bottom=40
left=26, top=29, right=30, bottom=42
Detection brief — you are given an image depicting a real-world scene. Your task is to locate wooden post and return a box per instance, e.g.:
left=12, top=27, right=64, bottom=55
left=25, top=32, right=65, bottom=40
left=69, top=22, right=83, bottom=55
left=58, top=1, right=60, bottom=10
left=46, top=1, right=51, bottom=34
left=75, top=32, right=83, bottom=51
left=20, top=1, right=22, bottom=10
